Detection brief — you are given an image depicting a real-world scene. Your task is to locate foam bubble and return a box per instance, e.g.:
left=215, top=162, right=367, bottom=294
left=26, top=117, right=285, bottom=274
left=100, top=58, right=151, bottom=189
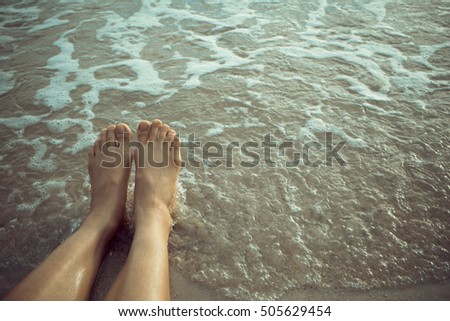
left=45, top=118, right=87, bottom=133
left=27, top=140, right=57, bottom=173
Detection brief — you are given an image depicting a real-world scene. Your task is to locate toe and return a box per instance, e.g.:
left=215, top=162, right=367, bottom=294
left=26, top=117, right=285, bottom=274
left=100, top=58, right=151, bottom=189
left=100, top=128, right=107, bottom=145
left=95, top=137, right=102, bottom=156
left=137, top=120, right=151, bottom=143
left=165, top=130, right=176, bottom=142
left=173, top=136, right=182, bottom=167
left=89, top=146, right=95, bottom=158
left=158, top=124, right=170, bottom=141
left=106, top=124, right=116, bottom=142
left=116, top=123, right=132, bottom=167
left=115, top=123, right=132, bottom=141
left=149, top=119, right=162, bottom=141
left=97, top=128, right=106, bottom=150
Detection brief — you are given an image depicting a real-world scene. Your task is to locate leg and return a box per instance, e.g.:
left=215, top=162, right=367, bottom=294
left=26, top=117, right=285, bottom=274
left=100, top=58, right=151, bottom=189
left=4, top=124, right=132, bottom=300
left=105, top=119, right=181, bottom=300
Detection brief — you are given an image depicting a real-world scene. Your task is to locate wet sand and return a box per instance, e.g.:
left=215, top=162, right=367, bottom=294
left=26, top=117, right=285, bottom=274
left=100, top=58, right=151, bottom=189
left=82, top=230, right=450, bottom=301
left=170, top=270, right=450, bottom=301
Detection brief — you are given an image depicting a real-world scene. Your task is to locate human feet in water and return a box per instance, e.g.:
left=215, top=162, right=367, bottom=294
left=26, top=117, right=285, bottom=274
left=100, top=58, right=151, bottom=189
left=133, top=119, right=182, bottom=229
left=86, top=119, right=181, bottom=236
left=86, top=123, right=133, bottom=239
left=103, top=119, right=181, bottom=300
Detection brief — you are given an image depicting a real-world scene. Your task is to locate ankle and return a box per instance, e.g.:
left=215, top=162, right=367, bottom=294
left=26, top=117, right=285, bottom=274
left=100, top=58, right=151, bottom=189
left=134, top=205, right=173, bottom=230
left=134, top=197, right=171, bottom=215
left=82, top=209, right=121, bottom=238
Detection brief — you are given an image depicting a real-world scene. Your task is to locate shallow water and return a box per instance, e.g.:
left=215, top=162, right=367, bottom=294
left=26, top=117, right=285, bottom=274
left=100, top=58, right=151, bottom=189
left=0, top=0, right=449, bottom=300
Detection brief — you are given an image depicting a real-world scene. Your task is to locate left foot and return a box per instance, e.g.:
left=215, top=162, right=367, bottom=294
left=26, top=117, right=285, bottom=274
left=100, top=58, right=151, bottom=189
left=85, top=124, right=133, bottom=238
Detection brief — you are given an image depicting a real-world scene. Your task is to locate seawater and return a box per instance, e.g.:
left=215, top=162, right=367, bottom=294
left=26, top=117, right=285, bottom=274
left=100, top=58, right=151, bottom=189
left=0, top=0, right=449, bottom=300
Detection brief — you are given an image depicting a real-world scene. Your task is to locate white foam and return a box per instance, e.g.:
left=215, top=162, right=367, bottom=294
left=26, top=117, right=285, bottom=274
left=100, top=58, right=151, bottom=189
left=392, top=72, right=431, bottom=96
left=337, top=75, right=388, bottom=101
left=363, top=0, right=389, bottom=25
left=0, top=114, right=45, bottom=130
left=0, top=71, right=16, bottom=95
left=0, top=164, right=12, bottom=176
left=29, top=11, right=72, bottom=33
left=225, top=96, right=252, bottom=107
left=16, top=179, right=67, bottom=212
left=243, top=117, right=265, bottom=129
left=34, top=0, right=267, bottom=111
left=184, top=44, right=250, bottom=89
left=0, top=3, right=40, bottom=30
left=305, top=0, right=327, bottom=30
left=246, top=78, right=260, bottom=88
left=45, top=118, right=87, bottom=133
left=27, top=139, right=57, bottom=173
left=96, top=9, right=161, bottom=58
left=179, top=168, right=196, bottom=185
left=304, top=118, right=367, bottom=148
left=0, top=36, right=15, bottom=45
left=206, top=122, right=225, bottom=137
left=169, top=121, right=186, bottom=129
left=45, top=118, right=95, bottom=154
left=66, top=131, right=97, bottom=154
left=362, top=102, right=402, bottom=116
left=69, top=219, right=83, bottom=234
left=36, top=26, right=169, bottom=111
left=35, top=31, right=78, bottom=110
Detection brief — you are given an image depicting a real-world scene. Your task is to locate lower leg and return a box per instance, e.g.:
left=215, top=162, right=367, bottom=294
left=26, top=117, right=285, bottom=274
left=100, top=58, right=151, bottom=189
left=105, top=119, right=181, bottom=300
left=4, top=124, right=132, bottom=300
left=4, top=214, right=115, bottom=300
left=105, top=209, right=172, bottom=300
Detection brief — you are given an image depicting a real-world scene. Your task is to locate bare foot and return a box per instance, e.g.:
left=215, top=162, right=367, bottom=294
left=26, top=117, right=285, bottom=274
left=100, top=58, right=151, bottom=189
left=86, top=123, right=133, bottom=239
left=133, top=119, right=182, bottom=229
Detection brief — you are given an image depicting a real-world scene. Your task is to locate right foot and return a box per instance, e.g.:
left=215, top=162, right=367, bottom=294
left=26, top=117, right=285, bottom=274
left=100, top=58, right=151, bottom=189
left=133, top=119, right=182, bottom=228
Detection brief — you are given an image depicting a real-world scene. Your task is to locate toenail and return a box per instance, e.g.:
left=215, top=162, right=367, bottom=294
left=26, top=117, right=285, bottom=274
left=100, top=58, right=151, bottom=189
left=139, top=122, right=149, bottom=130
